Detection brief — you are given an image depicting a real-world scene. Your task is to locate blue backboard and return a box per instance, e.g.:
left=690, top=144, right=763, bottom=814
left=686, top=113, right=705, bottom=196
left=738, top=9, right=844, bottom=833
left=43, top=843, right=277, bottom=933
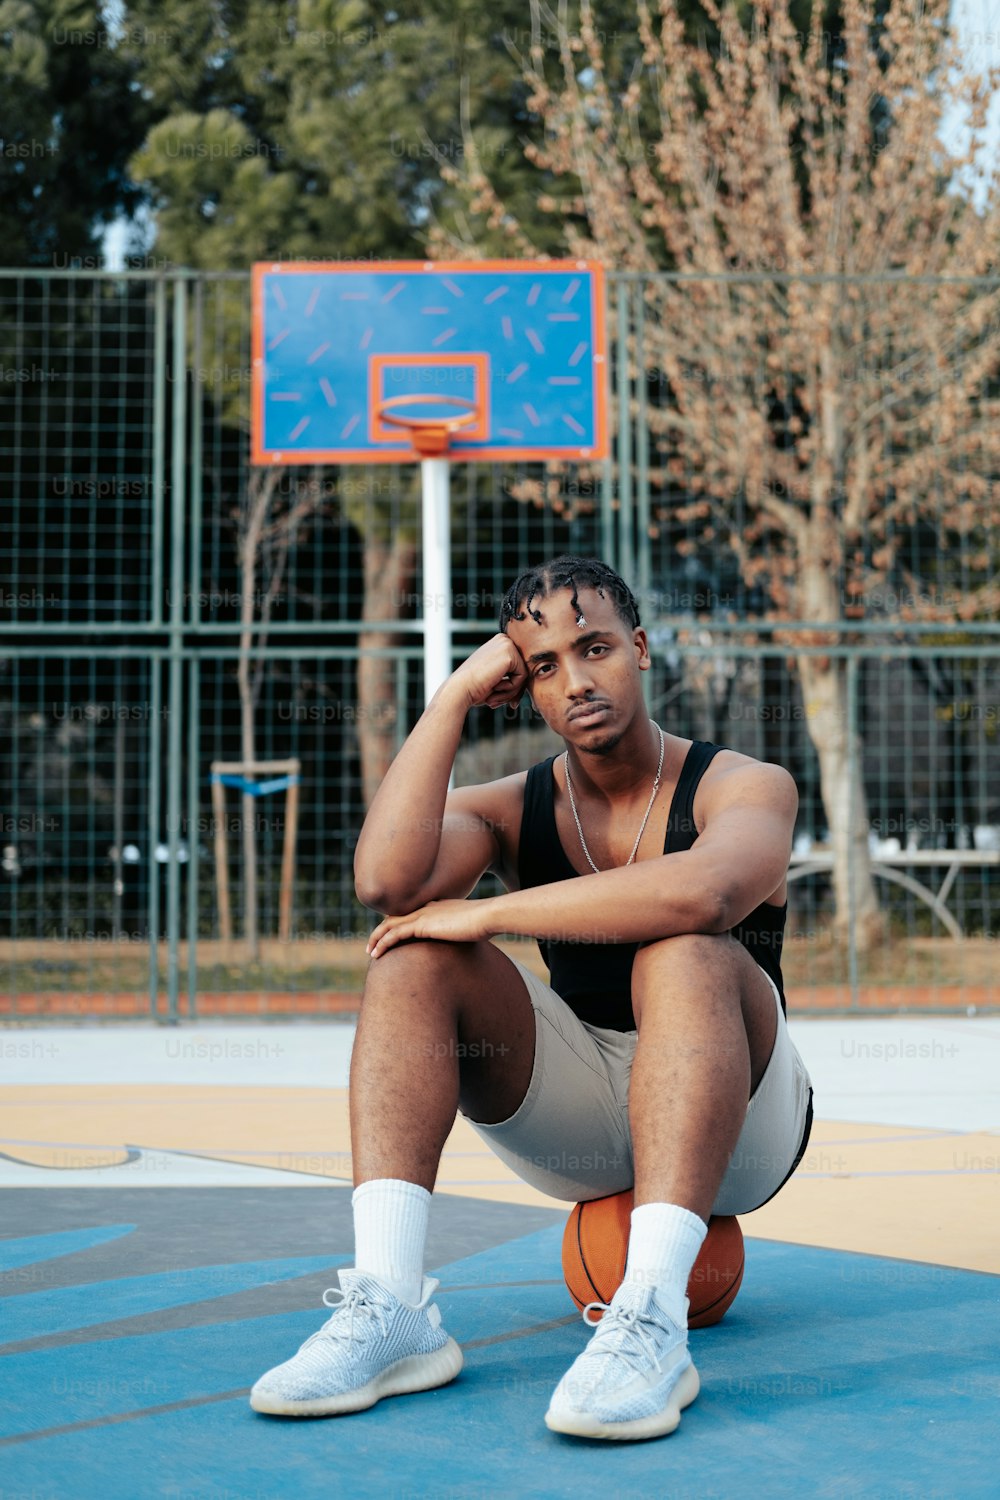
left=251, top=260, right=608, bottom=464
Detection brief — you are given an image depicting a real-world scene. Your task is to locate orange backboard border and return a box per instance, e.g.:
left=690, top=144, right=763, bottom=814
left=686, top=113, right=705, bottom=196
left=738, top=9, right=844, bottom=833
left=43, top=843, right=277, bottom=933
left=251, top=259, right=608, bottom=466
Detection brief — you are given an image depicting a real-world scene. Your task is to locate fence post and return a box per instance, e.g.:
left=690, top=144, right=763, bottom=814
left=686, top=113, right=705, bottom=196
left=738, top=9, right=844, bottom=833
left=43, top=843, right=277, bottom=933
left=616, top=283, right=634, bottom=588
left=633, top=282, right=652, bottom=711
left=147, top=652, right=162, bottom=1018
left=600, top=280, right=617, bottom=567
left=187, top=655, right=200, bottom=1020
left=189, top=278, right=204, bottom=630
left=164, top=276, right=188, bottom=1024
left=846, top=653, right=861, bottom=1010
left=185, top=276, right=204, bottom=1018
left=151, top=280, right=167, bottom=630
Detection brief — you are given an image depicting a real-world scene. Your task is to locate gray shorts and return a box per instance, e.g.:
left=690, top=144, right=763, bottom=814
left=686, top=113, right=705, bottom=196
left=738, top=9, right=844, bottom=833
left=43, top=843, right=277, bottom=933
left=461, top=955, right=813, bottom=1213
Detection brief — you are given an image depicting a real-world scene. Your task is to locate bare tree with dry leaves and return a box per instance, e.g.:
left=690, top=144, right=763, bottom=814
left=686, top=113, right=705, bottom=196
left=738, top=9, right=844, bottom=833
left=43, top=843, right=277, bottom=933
left=432, top=0, right=1000, bottom=949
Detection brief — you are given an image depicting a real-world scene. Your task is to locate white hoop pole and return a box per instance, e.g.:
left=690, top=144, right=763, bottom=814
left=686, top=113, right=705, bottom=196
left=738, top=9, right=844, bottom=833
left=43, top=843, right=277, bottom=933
left=421, top=457, right=452, bottom=705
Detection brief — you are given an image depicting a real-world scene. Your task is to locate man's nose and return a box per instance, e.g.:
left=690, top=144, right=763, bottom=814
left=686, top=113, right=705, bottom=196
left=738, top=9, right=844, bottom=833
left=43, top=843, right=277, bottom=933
left=564, top=658, right=596, bottom=696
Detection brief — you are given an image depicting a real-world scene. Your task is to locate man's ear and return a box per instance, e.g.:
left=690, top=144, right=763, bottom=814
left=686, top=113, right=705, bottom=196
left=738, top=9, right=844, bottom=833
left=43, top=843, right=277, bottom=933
left=634, top=628, right=651, bottom=671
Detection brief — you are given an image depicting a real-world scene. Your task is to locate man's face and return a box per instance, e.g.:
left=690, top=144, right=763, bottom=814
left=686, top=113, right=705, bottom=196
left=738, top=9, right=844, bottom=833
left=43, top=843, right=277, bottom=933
left=504, top=586, right=650, bottom=753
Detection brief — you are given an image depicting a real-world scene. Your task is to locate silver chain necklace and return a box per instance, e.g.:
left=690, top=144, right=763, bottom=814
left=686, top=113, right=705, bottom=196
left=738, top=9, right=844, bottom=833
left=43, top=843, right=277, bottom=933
left=563, top=721, right=665, bottom=873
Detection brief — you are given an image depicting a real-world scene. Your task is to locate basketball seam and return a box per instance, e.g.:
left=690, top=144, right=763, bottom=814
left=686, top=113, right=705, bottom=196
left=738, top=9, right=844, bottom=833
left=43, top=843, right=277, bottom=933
left=689, top=1255, right=745, bottom=1320
left=577, top=1205, right=605, bottom=1306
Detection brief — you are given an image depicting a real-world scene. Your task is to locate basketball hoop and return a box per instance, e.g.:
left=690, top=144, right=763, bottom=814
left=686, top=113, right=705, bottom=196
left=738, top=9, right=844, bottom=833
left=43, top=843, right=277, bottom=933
left=253, top=258, right=609, bottom=706
left=376, top=395, right=480, bottom=457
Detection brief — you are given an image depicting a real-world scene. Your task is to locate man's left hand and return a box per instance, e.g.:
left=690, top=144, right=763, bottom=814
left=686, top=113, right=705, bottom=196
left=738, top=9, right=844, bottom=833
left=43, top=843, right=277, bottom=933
left=366, top=898, right=498, bottom=959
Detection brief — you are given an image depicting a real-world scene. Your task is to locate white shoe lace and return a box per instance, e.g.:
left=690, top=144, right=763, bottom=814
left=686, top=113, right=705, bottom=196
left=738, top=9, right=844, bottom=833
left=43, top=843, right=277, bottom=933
left=579, top=1294, right=675, bottom=1379
left=299, top=1282, right=393, bottom=1352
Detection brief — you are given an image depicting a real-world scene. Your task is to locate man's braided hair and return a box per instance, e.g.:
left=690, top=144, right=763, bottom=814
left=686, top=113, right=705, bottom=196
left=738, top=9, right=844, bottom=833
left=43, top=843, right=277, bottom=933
left=499, top=555, right=640, bottom=633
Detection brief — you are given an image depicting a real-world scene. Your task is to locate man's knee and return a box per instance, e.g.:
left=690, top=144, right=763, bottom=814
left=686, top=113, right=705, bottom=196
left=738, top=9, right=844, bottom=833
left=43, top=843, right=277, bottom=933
left=361, top=938, right=482, bottom=1005
left=632, top=932, right=736, bottom=986
left=630, top=933, right=750, bottom=1031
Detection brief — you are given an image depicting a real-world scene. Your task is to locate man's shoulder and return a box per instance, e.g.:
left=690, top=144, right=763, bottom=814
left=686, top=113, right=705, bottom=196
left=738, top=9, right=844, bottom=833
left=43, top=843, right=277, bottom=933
left=696, top=742, right=798, bottom=809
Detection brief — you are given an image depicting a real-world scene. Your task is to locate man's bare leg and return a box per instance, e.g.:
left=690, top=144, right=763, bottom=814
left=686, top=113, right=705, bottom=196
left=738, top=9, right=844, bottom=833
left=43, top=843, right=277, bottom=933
left=545, top=931, right=778, bottom=1440
left=349, top=939, right=537, bottom=1190
left=628, top=932, right=777, bottom=1219
left=249, top=939, right=537, bottom=1418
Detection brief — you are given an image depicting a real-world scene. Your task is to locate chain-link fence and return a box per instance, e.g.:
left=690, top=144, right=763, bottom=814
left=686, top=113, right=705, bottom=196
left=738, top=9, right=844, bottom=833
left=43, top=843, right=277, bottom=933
left=1, top=270, right=997, bottom=1018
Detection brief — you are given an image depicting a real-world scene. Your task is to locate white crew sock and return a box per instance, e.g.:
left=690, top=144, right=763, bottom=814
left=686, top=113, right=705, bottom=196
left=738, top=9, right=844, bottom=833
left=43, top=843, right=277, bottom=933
left=623, top=1202, right=708, bottom=1327
left=351, top=1178, right=430, bottom=1306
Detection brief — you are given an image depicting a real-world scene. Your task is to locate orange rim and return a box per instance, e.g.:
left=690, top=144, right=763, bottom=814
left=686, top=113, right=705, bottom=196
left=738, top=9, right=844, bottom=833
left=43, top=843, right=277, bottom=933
left=376, top=395, right=481, bottom=454
left=377, top=394, right=480, bottom=430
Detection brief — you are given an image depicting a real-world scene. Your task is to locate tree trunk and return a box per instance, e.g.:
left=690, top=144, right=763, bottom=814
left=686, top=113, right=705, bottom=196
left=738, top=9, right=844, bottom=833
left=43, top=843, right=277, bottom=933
left=795, top=556, right=883, bottom=952
left=357, top=531, right=419, bottom=808
left=236, top=466, right=281, bottom=959
left=795, top=651, right=882, bottom=949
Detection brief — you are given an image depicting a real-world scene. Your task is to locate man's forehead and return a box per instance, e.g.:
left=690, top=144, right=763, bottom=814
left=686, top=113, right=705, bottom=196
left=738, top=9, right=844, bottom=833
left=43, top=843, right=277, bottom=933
left=505, top=586, right=625, bottom=642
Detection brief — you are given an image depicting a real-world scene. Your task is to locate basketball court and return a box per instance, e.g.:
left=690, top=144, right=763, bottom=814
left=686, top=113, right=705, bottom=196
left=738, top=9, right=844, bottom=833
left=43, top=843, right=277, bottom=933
left=3, top=258, right=998, bottom=1496
left=2, top=1010, right=998, bottom=1498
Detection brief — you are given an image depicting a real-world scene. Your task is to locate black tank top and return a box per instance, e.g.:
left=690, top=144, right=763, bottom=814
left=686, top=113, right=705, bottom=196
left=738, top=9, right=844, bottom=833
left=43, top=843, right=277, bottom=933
left=516, top=740, right=787, bottom=1030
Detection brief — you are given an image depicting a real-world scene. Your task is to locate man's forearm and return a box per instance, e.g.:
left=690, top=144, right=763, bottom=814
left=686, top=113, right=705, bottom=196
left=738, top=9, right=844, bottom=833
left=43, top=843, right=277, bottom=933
left=353, top=680, right=467, bottom=908
left=481, top=853, right=729, bottom=944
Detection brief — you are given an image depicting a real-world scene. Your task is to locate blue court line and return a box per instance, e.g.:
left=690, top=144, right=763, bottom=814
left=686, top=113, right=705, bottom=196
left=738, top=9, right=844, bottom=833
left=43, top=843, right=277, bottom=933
left=0, top=1256, right=349, bottom=1345
left=0, top=1226, right=135, bottom=1275
left=2, top=1229, right=998, bottom=1498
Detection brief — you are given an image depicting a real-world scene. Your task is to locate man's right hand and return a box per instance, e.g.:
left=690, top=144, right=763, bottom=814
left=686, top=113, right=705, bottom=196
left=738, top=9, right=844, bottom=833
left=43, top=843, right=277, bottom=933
left=447, top=633, right=529, bottom=711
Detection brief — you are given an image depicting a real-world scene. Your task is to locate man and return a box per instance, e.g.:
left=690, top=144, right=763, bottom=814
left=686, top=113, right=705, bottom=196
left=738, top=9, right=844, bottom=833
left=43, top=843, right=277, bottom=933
left=251, top=555, right=813, bottom=1441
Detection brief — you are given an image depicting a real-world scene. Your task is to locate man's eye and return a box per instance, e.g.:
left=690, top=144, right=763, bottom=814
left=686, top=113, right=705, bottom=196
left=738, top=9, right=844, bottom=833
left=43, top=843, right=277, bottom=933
left=587, top=644, right=608, bottom=656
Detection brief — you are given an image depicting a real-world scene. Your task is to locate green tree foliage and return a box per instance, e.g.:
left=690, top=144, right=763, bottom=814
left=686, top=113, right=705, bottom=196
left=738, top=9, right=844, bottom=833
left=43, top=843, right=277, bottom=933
left=125, top=0, right=553, bottom=264
left=0, top=0, right=150, bottom=265
left=123, top=0, right=773, bottom=268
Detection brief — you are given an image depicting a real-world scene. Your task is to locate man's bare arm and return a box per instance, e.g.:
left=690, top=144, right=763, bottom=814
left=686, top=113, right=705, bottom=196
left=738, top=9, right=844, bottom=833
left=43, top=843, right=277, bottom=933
left=353, top=634, right=527, bottom=913
left=365, top=762, right=798, bottom=954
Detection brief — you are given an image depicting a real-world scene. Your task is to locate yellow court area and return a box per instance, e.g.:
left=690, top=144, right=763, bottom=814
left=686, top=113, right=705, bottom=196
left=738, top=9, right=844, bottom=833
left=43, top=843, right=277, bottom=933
left=3, top=1018, right=998, bottom=1275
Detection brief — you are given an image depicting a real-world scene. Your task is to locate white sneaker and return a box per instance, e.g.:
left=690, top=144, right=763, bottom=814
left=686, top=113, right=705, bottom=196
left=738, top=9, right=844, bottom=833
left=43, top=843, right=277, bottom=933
left=250, top=1269, right=463, bottom=1417
left=545, top=1283, right=699, bottom=1440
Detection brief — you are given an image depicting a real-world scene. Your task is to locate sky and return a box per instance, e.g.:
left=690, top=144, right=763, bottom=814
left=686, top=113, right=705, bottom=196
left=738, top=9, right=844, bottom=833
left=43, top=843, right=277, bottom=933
left=100, top=0, right=1000, bottom=269
left=939, top=0, right=1000, bottom=208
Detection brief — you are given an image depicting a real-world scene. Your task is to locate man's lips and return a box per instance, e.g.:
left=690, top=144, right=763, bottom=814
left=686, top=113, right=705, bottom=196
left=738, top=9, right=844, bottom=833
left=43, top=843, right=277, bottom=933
left=566, top=700, right=611, bottom=723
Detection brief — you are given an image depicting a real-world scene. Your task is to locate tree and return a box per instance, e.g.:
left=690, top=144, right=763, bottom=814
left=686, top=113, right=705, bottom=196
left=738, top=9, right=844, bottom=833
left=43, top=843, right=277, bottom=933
left=0, top=0, right=149, bottom=265
left=120, top=0, right=684, bottom=809
left=440, top=0, right=1000, bottom=948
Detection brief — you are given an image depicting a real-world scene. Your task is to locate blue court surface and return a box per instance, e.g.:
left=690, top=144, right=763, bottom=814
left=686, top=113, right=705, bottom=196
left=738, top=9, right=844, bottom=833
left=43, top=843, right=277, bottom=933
left=3, top=1014, right=998, bottom=1497
left=2, top=1215, right=997, bottom=1500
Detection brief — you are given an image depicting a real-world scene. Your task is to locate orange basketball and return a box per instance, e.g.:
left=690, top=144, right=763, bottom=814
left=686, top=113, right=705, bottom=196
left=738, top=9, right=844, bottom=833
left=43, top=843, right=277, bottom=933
left=561, top=1190, right=745, bottom=1327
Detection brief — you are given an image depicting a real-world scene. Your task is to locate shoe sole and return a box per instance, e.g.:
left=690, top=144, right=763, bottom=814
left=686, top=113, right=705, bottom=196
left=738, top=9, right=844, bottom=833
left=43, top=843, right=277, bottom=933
left=250, top=1337, right=463, bottom=1418
left=544, top=1360, right=700, bottom=1441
